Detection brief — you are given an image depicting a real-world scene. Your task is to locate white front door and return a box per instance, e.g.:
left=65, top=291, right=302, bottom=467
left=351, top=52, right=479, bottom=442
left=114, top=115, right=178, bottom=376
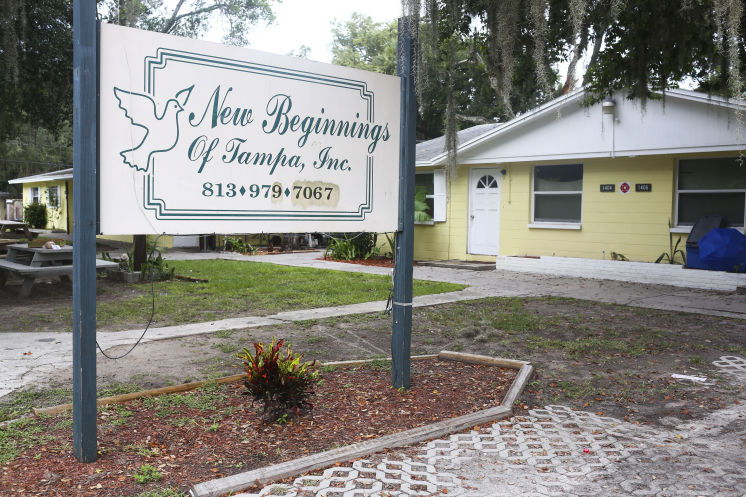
left=468, top=168, right=501, bottom=255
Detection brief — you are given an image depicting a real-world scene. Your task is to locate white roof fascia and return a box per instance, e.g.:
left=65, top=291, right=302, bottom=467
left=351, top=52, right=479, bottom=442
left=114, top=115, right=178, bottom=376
left=8, top=171, right=74, bottom=185
left=664, top=88, right=744, bottom=110
left=425, top=88, right=588, bottom=166
left=455, top=145, right=746, bottom=165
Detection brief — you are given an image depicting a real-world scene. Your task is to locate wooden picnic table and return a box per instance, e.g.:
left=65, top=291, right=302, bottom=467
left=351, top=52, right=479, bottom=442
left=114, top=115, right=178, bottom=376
left=0, top=221, right=36, bottom=240
left=0, top=243, right=117, bottom=298
left=6, top=243, right=73, bottom=266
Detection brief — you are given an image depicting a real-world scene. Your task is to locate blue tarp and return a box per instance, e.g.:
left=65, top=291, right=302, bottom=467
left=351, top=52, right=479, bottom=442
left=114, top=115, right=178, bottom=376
left=699, top=228, right=746, bottom=273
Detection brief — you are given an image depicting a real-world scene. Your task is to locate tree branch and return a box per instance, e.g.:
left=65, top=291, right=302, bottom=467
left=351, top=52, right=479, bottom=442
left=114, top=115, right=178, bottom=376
left=455, top=114, right=495, bottom=125
left=160, top=0, right=188, bottom=33
left=160, top=2, right=231, bottom=33
left=582, top=24, right=606, bottom=86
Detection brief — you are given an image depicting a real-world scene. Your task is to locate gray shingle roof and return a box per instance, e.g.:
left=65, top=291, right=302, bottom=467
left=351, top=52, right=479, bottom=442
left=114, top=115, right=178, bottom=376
left=416, top=123, right=500, bottom=164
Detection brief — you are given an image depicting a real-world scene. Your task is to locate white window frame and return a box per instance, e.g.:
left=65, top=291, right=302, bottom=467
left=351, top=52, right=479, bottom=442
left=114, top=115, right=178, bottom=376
left=30, top=186, right=40, bottom=204
left=530, top=164, right=583, bottom=229
left=47, top=185, right=60, bottom=208
left=674, top=158, right=746, bottom=229
left=415, top=169, right=447, bottom=224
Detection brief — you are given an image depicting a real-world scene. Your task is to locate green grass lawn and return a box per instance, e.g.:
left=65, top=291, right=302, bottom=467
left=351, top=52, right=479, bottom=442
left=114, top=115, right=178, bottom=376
left=86, top=260, right=465, bottom=331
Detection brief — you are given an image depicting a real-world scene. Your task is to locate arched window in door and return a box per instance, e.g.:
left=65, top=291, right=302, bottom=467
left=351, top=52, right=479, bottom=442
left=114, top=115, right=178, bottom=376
left=476, top=175, right=498, bottom=189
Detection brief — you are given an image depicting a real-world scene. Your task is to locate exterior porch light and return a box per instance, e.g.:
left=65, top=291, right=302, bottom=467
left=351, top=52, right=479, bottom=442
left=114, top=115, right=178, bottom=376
left=602, top=96, right=616, bottom=116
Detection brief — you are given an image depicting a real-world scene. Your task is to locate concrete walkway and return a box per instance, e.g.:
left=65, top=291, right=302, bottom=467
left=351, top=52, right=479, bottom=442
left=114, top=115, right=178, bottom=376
left=226, top=400, right=746, bottom=497
left=494, top=255, right=746, bottom=292
left=3, top=250, right=746, bottom=399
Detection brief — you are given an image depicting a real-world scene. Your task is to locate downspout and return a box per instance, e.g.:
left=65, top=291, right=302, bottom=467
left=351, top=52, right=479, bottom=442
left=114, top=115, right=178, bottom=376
left=602, top=97, right=616, bottom=158
left=65, top=180, right=71, bottom=233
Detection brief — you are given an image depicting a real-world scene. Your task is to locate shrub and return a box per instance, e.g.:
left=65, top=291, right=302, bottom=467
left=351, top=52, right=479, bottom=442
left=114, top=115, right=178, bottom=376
left=350, top=232, right=376, bottom=257
left=237, top=337, right=318, bottom=422
left=324, top=233, right=377, bottom=260
left=140, top=250, right=175, bottom=281
left=224, top=236, right=256, bottom=254
left=324, top=236, right=357, bottom=260
left=23, top=202, right=47, bottom=229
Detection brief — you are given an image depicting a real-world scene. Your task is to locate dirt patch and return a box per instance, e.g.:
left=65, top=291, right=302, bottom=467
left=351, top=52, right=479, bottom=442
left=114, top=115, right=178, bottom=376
left=0, top=360, right=515, bottom=497
left=5, top=296, right=745, bottom=429
left=87, top=297, right=746, bottom=427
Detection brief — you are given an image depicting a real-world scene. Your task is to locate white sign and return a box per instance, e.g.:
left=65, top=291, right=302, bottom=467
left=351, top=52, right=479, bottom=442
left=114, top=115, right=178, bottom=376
left=99, top=23, right=401, bottom=234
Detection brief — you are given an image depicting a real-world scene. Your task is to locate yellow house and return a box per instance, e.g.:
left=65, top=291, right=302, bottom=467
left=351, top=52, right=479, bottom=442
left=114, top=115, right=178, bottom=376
left=6, top=168, right=260, bottom=250
left=8, top=168, right=74, bottom=232
left=414, top=88, right=746, bottom=263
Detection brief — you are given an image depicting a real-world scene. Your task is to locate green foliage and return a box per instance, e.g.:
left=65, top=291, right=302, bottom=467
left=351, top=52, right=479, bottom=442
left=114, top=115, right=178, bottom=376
left=0, top=0, right=73, bottom=139
left=140, top=249, right=175, bottom=281
left=0, top=418, right=53, bottom=465
left=0, top=388, right=71, bottom=423
left=324, top=236, right=357, bottom=260
left=1, top=0, right=276, bottom=152
left=349, top=232, right=377, bottom=258
left=414, top=186, right=432, bottom=222
left=655, top=224, right=687, bottom=265
left=223, top=236, right=256, bottom=254
left=384, top=233, right=396, bottom=258
left=324, top=233, right=377, bottom=260
left=141, top=384, right=226, bottom=417
left=237, top=337, right=319, bottom=421
left=610, top=251, right=628, bottom=261
left=23, top=202, right=47, bottom=229
left=584, top=0, right=739, bottom=104
left=331, top=13, right=397, bottom=75
left=133, top=464, right=163, bottom=484
left=101, top=0, right=277, bottom=46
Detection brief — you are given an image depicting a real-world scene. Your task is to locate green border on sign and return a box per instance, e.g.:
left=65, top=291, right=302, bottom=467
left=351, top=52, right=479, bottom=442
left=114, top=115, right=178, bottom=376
left=140, top=48, right=376, bottom=221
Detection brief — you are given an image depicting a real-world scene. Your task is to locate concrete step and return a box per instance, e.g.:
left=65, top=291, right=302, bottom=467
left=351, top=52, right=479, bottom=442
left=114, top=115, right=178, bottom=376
left=495, top=255, right=746, bottom=292
left=417, top=260, right=495, bottom=271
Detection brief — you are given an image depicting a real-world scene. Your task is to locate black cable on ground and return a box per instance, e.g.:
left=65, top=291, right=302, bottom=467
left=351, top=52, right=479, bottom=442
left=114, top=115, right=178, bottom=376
left=96, top=233, right=164, bottom=360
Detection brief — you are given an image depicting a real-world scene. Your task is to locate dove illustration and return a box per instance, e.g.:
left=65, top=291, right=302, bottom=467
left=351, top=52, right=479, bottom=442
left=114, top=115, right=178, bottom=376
left=113, top=85, right=194, bottom=172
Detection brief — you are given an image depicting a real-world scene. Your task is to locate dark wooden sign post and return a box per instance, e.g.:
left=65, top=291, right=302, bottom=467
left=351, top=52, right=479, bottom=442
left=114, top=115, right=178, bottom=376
left=392, top=17, right=416, bottom=389
left=72, top=0, right=98, bottom=462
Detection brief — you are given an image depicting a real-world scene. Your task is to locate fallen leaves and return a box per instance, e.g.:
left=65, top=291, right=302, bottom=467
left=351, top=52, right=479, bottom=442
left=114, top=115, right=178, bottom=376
left=0, top=360, right=515, bottom=497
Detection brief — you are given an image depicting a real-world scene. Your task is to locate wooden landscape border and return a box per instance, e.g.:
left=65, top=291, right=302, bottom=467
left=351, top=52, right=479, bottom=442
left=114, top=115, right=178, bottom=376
left=189, top=351, right=534, bottom=497
left=29, top=351, right=533, bottom=497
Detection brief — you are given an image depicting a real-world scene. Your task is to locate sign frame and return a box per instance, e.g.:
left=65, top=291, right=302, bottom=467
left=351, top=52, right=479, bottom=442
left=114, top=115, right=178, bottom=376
left=98, top=23, right=401, bottom=235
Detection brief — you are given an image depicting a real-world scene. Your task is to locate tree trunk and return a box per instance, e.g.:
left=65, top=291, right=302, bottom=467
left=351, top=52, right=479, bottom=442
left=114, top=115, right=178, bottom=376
left=133, top=234, right=146, bottom=271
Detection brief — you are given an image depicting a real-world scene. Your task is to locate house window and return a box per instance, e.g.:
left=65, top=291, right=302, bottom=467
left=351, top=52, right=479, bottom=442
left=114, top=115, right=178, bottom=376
left=676, top=157, right=746, bottom=227
left=532, top=164, right=583, bottom=223
left=47, top=185, right=60, bottom=208
left=415, top=170, right=447, bottom=222
left=30, top=187, right=40, bottom=204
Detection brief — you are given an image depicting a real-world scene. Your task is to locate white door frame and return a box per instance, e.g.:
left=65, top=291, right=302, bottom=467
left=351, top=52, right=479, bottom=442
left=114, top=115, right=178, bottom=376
left=467, top=167, right=502, bottom=255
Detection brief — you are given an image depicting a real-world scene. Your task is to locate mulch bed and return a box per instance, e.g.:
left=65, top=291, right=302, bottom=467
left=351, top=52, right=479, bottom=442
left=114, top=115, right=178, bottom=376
left=319, top=257, right=401, bottom=268
left=0, top=359, right=516, bottom=497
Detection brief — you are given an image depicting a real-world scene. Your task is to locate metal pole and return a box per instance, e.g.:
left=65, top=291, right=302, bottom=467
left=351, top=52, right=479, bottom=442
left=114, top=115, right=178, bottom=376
left=392, top=16, right=416, bottom=389
left=73, top=0, right=98, bottom=462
